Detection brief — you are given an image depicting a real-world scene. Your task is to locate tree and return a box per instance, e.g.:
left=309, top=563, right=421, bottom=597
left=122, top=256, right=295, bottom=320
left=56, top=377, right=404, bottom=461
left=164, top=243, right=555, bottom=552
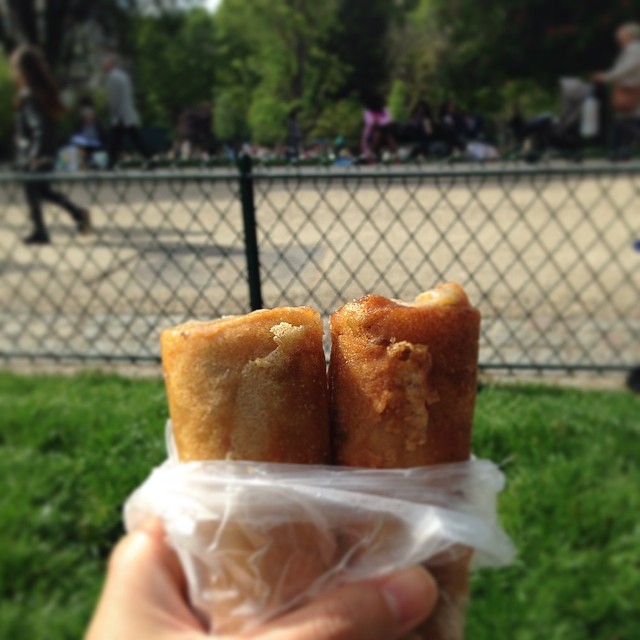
left=327, top=0, right=396, bottom=104
left=0, top=0, right=136, bottom=70
left=388, top=0, right=449, bottom=110
left=134, top=8, right=216, bottom=126
left=426, top=0, right=640, bottom=111
left=0, top=1, right=210, bottom=74
left=0, top=51, right=12, bottom=160
left=213, top=0, right=345, bottom=144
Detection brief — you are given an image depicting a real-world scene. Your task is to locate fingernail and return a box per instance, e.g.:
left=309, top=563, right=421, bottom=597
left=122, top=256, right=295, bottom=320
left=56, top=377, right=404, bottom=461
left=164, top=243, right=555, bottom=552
left=378, top=566, right=436, bottom=629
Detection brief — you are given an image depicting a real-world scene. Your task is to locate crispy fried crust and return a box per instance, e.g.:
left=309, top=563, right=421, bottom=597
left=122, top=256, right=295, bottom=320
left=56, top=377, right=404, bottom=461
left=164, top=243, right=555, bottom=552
left=161, top=306, right=331, bottom=464
left=161, top=306, right=334, bottom=633
left=329, top=283, right=480, bottom=640
left=329, top=283, right=480, bottom=467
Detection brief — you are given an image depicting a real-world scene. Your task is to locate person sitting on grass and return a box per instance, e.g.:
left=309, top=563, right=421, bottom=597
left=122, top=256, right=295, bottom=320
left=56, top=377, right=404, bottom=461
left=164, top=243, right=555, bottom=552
left=436, top=99, right=467, bottom=156
left=404, top=100, right=436, bottom=159
left=361, top=94, right=398, bottom=162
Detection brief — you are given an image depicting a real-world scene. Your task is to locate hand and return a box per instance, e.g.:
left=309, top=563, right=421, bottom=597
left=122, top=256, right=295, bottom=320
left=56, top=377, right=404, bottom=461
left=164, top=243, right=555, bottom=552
left=592, top=72, right=606, bottom=83
left=86, top=518, right=437, bottom=640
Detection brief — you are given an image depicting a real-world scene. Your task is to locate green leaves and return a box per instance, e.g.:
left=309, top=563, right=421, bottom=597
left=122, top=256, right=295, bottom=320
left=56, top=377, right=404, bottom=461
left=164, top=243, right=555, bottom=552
left=213, top=0, right=344, bottom=144
left=134, top=8, right=217, bottom=127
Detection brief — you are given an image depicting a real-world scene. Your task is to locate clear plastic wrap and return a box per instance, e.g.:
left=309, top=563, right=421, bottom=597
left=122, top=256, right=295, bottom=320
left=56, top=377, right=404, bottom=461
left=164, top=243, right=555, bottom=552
left=123, top=421, right=515, bottom=636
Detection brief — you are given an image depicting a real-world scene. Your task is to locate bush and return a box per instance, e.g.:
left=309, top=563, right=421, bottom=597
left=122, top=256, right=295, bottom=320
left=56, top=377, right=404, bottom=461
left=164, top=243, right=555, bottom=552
left=309, top=97, right=363, bottom=147
left=214, top=88, right=250, bottom=143
left=0, top=54, right=14, bottom=162
left=247, top=93, right=289, bottom=146
left=388, top=79, right=410, bottom=123
left=500, top=79, right=556, bottom=119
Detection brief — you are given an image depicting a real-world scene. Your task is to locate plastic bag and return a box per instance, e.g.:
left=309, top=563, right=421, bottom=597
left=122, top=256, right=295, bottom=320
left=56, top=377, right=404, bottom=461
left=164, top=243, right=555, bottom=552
left=124, top=421, right=515, bottom=635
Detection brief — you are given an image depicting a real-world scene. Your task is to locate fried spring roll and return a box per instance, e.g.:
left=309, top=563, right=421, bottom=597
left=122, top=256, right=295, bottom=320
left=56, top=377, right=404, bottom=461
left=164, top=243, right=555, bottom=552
left=329, top=282, right=480, bottom=640
left=160, top=306, right=334, bottom=633
left=161, top=306, right=331, bottom=463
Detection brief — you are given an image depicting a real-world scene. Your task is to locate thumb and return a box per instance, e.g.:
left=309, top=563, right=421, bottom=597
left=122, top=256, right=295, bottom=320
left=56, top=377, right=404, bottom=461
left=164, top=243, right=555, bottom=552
left=86, top=517, right=205, bottom=640
left=247, top=566, right=437, bottom=640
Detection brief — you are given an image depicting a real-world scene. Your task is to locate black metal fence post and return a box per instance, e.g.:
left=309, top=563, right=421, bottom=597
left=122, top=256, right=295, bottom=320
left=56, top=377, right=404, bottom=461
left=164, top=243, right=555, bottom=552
left=238, top=154, right=263, bottom=310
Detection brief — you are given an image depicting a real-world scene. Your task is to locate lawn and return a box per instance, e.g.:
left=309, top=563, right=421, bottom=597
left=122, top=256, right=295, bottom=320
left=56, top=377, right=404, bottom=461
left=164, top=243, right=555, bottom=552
left=0, top=372, right=638, bottom=639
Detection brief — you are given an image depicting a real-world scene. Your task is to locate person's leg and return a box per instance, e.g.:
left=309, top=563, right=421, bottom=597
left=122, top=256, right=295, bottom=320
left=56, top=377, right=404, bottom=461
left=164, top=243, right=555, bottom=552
left=369, top=127, right=382, bottom=160
left=626, top=118, right=640, bottom=150
left=419, top=134, right=434, bottom=158
left=436, top=124, right=459, bottom=154
left=39, top=182, right=91, bottom=234
left=610, top=115, right=640, bottom=156
left=23, top=180, right=50, bottom=243
left=387, top=131, right=398, bottom=155
left=125, top=126, right=151, bottom=161
left=380, top=124, right=398, bottom=156
left=108, top=124, right=124, bottom=169
left=523, top=116, right=549, bottom=152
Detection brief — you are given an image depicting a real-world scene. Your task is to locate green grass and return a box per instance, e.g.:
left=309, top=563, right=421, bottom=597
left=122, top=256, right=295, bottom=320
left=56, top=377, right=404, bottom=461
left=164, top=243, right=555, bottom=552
left=0, top=372, right=638, bottom=640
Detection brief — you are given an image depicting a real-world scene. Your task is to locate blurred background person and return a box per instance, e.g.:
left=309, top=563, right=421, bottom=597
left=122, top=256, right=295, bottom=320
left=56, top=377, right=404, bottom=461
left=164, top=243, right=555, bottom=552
left=403, top=100, right=435, bottom=159
left=71, top=96, right=105, bottom=169
left=11, top=45, right=91, bottom=245
left=286, top=106, right=302, bottom=163
left=593, top=22, right=640, bottom=159
left=437, top=99, right=467, bottom=155
left=103, top=53, right=151, bottom=169
left=361, top=94, right=398, bottom=162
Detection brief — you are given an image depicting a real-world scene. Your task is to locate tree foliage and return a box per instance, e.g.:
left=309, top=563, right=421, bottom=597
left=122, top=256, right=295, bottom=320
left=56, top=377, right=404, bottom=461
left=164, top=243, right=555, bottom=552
left=213, top=0, right=346, bottom=143
left=327, top=0, right=396, bottom=103
left=134, top=8, right=216, bottom=126
left=0, top=0, right=135, bottom=70
left=0, top=52, right=12, bottom=159
left=4, top=0, right=640, bottom=149
left=420, top=0, right=640, bottom=111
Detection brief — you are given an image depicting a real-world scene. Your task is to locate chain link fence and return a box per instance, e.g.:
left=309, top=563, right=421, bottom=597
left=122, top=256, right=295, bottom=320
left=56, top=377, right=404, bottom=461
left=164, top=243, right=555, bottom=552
left=0, top=161, right=639, bottom=373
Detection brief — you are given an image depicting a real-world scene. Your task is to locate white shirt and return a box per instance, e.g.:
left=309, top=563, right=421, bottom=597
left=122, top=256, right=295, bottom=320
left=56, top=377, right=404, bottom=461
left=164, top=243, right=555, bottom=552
left=604, top=40, right=640, bottom=87
left=105, top=67, right=140, bottom=127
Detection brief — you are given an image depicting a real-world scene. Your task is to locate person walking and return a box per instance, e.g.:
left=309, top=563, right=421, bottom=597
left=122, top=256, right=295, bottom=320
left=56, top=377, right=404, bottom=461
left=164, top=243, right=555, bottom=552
left=11, top=45, right=91, bottom=245
left=103, top=54, right=151, bottom=169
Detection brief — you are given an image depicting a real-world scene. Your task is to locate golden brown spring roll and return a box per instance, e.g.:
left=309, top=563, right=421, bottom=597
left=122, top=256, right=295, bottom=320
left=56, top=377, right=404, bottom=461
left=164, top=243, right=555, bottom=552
left=329, top=282, right=480, bottom=640
left=160, top=306, right=334, bottom=633
left=161, top=306, right=331, bottom=464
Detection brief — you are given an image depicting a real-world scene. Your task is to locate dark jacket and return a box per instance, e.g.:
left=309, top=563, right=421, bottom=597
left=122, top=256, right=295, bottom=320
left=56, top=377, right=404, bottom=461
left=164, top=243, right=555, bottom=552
left=14, top=91, right=57, bottom=169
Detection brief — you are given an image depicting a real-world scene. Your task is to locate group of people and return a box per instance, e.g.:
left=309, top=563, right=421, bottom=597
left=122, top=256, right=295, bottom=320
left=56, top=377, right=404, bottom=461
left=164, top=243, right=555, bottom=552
left=361, top=95, right=486, bottom=163
left=362, top=21, right=640, bottom=163
left=66, top=54, right=152, bottom=170
left=509, top=21, right=640, bottom=161
left=10, top=45, right=150, bottom=244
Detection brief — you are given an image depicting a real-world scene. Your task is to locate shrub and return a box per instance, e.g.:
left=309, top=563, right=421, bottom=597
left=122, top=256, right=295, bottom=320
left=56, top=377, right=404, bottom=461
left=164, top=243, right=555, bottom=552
left=247, top=93, right=288, bottom=146
left=214, top=87, right=250, bottom=143
left=0, top=54, right=15, bottom=162
left=309, top=96, right=363, bottom=147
